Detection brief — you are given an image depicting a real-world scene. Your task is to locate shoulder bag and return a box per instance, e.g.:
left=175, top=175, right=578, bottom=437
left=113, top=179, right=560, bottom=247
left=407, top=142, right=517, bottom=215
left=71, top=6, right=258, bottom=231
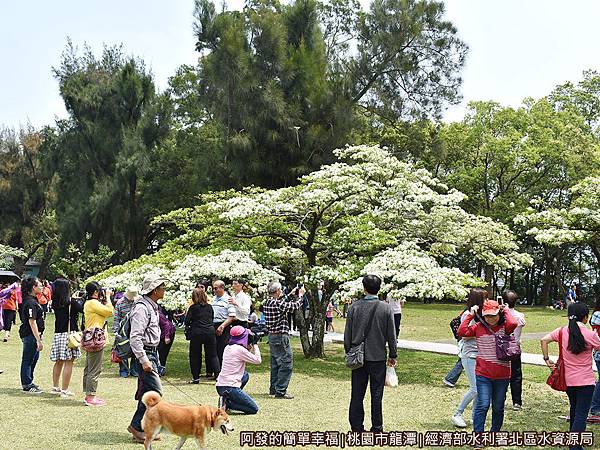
left=81, top=321, right=107, bottom=352
left=547, top=327, right=567, bottom=391
left=477, top=311, right=521, bottom=361
left=345, top=301, right=380, bottom=370
left=67, top=301, right=83, bottom=349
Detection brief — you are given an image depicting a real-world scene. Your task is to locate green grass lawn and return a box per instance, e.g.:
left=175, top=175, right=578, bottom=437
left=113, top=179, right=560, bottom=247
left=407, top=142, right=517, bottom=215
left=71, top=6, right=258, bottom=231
left=1, top=318, right=598, bottom=450
left=332, top=303, right=570, bottom=355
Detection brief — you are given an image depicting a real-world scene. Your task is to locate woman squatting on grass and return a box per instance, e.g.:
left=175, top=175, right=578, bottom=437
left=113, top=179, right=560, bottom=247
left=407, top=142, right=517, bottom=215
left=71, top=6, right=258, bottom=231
left=457, top=297, right=517, bottom=445
left=541, top=302, right=600, bottom=450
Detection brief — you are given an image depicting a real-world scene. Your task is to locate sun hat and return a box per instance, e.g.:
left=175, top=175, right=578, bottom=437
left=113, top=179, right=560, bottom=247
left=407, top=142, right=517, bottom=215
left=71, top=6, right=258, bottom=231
left=140, top=275, right=169, bottom=295
left=124, top=286, right=140, bottom=301
left=229, top=325, right=250, bottom=346
left=482, top=299, right=500, bottom=316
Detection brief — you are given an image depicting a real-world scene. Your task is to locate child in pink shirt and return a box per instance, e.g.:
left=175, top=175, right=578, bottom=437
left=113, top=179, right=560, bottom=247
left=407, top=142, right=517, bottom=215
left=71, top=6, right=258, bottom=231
left=216, top=326, right=261, bottom=414
left=541, top=302, right=600, bottom=450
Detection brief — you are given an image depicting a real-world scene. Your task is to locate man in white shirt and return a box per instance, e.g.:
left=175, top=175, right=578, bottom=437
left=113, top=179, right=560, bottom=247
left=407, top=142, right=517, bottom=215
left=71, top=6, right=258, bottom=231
left=230, top=279, right=252, bottom=328
left=502, top=290, right=526, bottom=411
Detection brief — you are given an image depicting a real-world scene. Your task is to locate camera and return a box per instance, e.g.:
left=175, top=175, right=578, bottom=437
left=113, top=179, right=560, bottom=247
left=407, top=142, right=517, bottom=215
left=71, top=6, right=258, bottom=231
left=249, top=323, right=268, bottom=345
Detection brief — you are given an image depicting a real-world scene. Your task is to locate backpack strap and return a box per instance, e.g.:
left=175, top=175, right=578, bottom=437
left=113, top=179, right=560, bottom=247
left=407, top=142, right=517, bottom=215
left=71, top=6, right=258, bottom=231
left=361, top=300, right=381, bottom=344
left=132, top=298, right=154, bottom=325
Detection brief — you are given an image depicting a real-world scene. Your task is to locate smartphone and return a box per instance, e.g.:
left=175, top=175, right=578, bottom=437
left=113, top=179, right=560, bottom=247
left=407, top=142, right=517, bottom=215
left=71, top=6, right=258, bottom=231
left=497, top=296, right=504, bottom=305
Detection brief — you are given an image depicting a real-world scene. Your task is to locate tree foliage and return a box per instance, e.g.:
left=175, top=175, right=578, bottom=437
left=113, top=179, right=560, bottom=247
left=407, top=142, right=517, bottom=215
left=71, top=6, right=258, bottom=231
left=41, top=42, right=172, bottom=260
left=98, top=145, right=529, bottom=358
left=190, top=0, right=467, bottom=188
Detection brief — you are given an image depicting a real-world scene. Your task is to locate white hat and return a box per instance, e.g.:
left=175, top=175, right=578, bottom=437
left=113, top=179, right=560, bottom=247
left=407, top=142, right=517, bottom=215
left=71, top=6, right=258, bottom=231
left=124, top=286, right=140, bottom=301
left=140, top=275, right=169, bottom=295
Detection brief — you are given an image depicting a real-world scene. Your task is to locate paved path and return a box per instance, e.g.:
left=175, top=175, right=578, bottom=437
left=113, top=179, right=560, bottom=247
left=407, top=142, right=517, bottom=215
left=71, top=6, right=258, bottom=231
left=290, top=331, right=595, bottom=370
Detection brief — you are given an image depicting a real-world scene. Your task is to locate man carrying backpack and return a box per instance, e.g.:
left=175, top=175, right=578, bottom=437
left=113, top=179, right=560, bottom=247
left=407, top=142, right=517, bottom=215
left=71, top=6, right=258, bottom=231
left=127, top=275, right=168, bottom=444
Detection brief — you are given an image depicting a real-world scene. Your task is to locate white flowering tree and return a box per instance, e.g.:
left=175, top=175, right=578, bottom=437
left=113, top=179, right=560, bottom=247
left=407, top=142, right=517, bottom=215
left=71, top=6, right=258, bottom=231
left=0, top=244, right=27, bottom=270
left=154, top=145, right=530, bottom=358
left=516, top=177, right=600, bottom=266
left=93, top=249, right=282, bottom=311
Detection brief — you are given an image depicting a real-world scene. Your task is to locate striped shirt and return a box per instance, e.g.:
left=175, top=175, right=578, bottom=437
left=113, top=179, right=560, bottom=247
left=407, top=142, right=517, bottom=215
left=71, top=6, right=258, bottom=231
left=457, top=309, right=518, bottom=379
left=263, top=293, right=303, bottom=334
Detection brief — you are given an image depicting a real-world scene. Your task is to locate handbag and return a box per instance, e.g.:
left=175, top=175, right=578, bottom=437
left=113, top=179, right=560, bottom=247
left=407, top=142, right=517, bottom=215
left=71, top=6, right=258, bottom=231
left=111, top=348, right=123, bottom=364
left=547, top=327, right=567, bottom=391
left=345, top=301, right=380, bottom=369
left=81, top=326, right=107, bottom=352
left=68, top=331, right=82, bottom=349
left=477, top=311, right=521, bottom=361
left=67, top=303, right=82, bottom=349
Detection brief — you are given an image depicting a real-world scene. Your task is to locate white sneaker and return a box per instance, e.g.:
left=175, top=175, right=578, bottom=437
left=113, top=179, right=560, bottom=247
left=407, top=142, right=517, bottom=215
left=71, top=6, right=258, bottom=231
left=60, top=390, right=74, bottom=397
left=50, top=386, right=61, bottom=395
left=452, top=414, right=467, bottom=428
left=443, top=379, right=456, bottom=388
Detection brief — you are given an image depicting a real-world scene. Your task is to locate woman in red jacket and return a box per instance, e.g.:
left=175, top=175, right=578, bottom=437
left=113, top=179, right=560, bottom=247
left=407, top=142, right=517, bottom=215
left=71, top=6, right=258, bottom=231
left=457, top=298, right=517, bottom=437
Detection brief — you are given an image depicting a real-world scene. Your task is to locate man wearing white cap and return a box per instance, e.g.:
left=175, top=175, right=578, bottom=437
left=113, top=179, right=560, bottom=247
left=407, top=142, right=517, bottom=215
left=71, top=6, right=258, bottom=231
left=113, top=286, right=140, bottom=378
left=127, top=274, right=168, bottom=443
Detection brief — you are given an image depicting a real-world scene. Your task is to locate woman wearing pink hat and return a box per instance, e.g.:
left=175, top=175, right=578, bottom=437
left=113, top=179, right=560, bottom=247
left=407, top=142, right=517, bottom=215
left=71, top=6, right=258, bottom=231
left=457, top=297, right=517, bottom=440
left=215, top=325, right=261, bottom=414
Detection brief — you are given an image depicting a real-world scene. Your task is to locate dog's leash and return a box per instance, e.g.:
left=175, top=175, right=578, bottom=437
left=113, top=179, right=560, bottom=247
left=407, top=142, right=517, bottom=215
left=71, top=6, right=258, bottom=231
left=146, top=369, right=204, bottom=406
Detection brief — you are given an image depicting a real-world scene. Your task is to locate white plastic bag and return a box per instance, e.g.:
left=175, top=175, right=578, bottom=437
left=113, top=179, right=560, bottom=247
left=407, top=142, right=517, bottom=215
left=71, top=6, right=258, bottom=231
left=385, top=366, right=398, bottom=387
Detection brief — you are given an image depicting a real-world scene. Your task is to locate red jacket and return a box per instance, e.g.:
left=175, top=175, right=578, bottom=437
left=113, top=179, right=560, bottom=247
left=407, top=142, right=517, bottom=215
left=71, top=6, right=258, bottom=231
left=457, top=309, right=518, bottom=379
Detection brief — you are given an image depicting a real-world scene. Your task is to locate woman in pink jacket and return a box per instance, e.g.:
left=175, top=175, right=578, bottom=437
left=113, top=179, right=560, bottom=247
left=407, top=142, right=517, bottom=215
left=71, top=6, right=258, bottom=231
left=215, top=325, right=261, bottom=414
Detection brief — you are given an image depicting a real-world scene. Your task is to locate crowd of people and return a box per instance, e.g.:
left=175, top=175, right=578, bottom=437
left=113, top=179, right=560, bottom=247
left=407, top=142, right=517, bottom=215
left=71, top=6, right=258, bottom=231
left=442, top=287, right=600, bottom=450
left=3, top=273, right=600, bottom=450
left=0, top=273, right=314, bottom=444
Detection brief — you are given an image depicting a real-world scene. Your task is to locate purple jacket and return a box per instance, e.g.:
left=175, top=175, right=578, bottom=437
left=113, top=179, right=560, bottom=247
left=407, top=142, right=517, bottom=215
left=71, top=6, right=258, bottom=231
left=0, top=283, right=16, bottom=329
left=159, top=309, right=176, bottom=342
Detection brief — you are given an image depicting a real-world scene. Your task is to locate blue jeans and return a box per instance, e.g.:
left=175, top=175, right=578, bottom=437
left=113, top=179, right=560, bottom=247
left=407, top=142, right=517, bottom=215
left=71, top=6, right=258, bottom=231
left=590, top=359, right=600, bottom=414
left=216, top=371, right=259, bottom=414
left=456, top=357, right=477, bottom=415
left=473, top=375, right=509, bottom=432
left=269, top=334, right=293, bottom=396
left=130, top=351, right=163, bottom=432
left=566, top=385, right=595, bottom=450
left=445, top=358, right=463, bottom=385
left=20, top=335, right=40, bottom=389
left=119, top=357, right=139, bottom=377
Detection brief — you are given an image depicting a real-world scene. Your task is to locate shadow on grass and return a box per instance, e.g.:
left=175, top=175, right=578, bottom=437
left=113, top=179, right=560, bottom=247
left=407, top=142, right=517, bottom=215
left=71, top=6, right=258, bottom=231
left=76, top=431, right=134, bottom=446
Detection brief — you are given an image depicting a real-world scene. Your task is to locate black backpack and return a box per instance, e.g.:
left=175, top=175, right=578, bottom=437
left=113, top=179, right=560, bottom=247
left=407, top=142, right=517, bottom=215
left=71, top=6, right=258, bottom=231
left=450, top=314, right=462, bottom=341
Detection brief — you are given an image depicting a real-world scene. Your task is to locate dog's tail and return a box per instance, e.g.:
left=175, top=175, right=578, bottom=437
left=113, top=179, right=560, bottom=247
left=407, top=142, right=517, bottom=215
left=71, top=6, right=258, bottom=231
left=141, top=391, right=162, bottom=408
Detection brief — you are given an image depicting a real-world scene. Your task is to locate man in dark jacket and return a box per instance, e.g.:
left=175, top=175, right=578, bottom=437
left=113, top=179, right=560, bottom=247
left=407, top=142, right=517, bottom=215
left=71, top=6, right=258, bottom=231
left=344, top=275, right=397, bottom=432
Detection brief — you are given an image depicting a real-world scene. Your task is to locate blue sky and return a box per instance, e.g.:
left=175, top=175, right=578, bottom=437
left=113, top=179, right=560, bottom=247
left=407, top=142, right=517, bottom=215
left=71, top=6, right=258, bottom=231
left=2, top=0, right=600, bottom=128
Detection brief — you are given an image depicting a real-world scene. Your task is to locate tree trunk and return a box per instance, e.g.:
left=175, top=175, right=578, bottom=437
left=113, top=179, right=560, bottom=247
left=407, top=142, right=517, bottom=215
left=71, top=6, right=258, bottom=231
left=532, top=262, right=542, bottom=306
left=540, top=246, right=553, bottom=306
left=297, top=287, right=329, bottom=358
left=525, top=262, right=535, bottom=305
left=484, top=265, right=494, bottom=293
left=37, top=241, right=56, bottom=280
